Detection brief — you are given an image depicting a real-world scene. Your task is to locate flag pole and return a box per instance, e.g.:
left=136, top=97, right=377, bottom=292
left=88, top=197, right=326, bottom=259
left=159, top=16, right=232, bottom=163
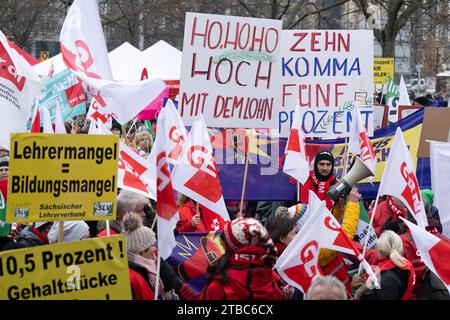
left=358, top=192, right=381, bottom=275
left=296, top=182, right=300, bottom=202
left=342, top=137, right=350, bottom=176
left=239, top=131, right=249, bottom=218
left=151, top=216, right=157, bottom=231
left=106, top=220, right=110, bottom=236
left=154, top=254, right=161, bottom=300
left=58, top=221, right=64, bottom=243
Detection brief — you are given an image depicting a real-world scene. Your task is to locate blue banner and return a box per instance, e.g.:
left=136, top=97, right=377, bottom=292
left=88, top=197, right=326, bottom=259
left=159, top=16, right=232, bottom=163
left=215, top=108, right=429, bottom=200
left=166, top=232, right=224, bottom=294
left=31, top=69, right=87, bottom=127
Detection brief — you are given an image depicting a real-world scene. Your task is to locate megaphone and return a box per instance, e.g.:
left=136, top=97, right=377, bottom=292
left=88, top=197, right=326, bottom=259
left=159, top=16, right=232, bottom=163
left=327, top=156, right=374, bottom=201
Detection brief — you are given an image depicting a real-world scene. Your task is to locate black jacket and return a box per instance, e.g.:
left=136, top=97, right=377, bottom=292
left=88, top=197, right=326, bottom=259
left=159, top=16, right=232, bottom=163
left=361, top=267, right=409, bottom=300
left=15, top=226, right=46, bottom=247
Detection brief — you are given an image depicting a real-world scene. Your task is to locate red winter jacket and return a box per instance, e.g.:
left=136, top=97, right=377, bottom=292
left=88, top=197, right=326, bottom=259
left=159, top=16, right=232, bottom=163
left=199, top=246, right=284, bottom=300
left=129, top=268, right=154, bottom=300
left=176, top=200, right=225, bottom=232
left=368, top=198, right=406, bottom=237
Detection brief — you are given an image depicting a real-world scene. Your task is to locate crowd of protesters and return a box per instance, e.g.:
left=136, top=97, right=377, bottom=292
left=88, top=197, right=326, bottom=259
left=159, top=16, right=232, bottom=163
left=0, top=108, right=449, bottom=301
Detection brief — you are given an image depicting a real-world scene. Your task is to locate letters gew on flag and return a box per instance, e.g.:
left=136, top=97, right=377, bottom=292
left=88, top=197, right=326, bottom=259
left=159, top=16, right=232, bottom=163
left=401, top=218, right=450, bottom=294
left=283, top=106, right=309, bottom=184
left=60, top=0, right=167, bottom=124
left=276, top=201, right=378, bottom=293
left=378, top=127, right=428, bottom=228
left=275, top=203, right=324, bottom=293
left=149, top=99, right=187, bottom=168
left=171, top=114, right=230, bottom=221
left=348, top=103, right=376, bottom=178
left=153, top=105, right=180, bottom=259
left=0, top=31, right=42, bottom=149
left=118, top=141, right=156, bottom=200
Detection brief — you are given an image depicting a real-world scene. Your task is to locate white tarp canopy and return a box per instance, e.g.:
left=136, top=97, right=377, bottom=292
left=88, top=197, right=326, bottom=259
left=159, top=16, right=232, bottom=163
left=32, top=42, right=141, bottom=77
left=114, top=40, right=182, bottom=82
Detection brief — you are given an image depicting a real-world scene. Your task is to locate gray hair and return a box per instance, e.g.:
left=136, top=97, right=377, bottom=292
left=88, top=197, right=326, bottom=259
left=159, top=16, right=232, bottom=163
left=116, top=190, right=149, bottom=221
left=305, top=275, right=347, bottom=300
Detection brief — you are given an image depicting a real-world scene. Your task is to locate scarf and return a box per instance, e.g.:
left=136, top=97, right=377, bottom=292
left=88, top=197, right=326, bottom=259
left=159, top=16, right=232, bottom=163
left=228, top=246, right=268, bottom=269
left=310, top=171, right=336, bottom=210
left=31, top=226, right=49, bottom=244
left=375, top=257, right=415, bottom=300
left=127, top=252, right=166, bottom=299
left=387, top=197, right=407, bottom=221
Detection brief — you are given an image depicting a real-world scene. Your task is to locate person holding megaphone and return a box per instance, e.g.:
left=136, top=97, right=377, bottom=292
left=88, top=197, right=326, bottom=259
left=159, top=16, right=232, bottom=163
left=300, top=150, right=338, bottom=211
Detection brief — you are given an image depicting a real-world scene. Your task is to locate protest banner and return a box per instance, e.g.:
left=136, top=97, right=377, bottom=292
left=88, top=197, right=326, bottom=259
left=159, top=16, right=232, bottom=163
left=31, top=69, right=87, bottom=127
left=0, top=235, right=131, bottom=300
left=373, top=58, right=394, bottom=85
left=279, top=30, right=374, bottom=138
left=167, top=231, right=225, bottom=294
left=7, top=133, right=119, bottom=222
left=215, top=108, right=426, bottom=201
left=179, top=12, right=282, bottom=128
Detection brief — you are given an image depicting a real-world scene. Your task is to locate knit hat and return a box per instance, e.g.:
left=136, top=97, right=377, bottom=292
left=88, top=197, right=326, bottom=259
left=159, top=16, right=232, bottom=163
left=123, top=212, right=156, bottom=254
left=0, top=156, right=9, bottom=168
left=420, top=189, right=434, bottom=208
left=111, top=119, right=122, bottom=135
left=275, top=204, right=308, bottom=232
left=314, top=150, right=335, bottom=181
left=48, top=221, right=90, bottom=244
left=222, top=218, right=277, bottom=266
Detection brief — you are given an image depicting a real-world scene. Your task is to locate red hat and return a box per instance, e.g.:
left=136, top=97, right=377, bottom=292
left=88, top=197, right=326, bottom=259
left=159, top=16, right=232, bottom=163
left=223, top=218, right=278, bottom=266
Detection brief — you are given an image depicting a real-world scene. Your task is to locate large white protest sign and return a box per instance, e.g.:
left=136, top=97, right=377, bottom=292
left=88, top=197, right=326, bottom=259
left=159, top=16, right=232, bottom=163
left=279, top=30, right=374, bottom=138
left=179, top=12, right=282, bottom=129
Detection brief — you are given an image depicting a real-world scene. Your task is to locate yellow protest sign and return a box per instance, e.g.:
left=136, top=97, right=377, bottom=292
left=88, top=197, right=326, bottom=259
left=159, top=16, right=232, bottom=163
left=333, top=124, right=422, bottom=182
left=0, top=235, right=131, bottom=300
left=7, top=133, right=119, bottom=222
left=374, top=58, right=394, bottom=85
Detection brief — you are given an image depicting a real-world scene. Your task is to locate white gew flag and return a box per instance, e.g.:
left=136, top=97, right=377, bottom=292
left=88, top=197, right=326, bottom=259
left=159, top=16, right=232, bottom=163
left=398, top=75, right=411, bottom=106
left=54, top=104, right=67, bottom=134
left=276, top=201, right=379, bottom=293
left=401, top=218, right=450, bottom=294
left=348, top=103, right=377, bottom=178
left=154, top=108, right=180, bottom=259
left=429, top=140, right=450, bottom=238
left=378, top=127, right=428, bottom=228
left=171, top=114, right=230, bottom=221
left=118, top=141, right=156, bottom=200
left=42, top=106, right=54, bottom=133
left=275, top=203, right=324, bottom=293
left=283, top=106, right=309, bottom=184
left=60, top=0, right=166, bottom=124
left=148, top=99, right=187, bottom=169
left=0, top=30, right=42, bottom=149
